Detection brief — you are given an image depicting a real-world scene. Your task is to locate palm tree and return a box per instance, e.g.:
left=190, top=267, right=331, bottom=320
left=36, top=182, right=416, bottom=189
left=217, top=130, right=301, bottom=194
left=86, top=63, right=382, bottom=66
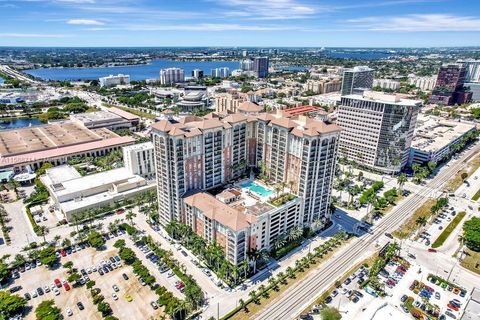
left=247, top=249, right=260, bottom=274
left=286, top=266, right=295, bottom=278
left=273, top=236, right=286, bottom=250
left=268, top=276, right=277, bottom=290
left=249, top=290, right=257, bottom=304
left=240, top=259, right=249, bottom=280
left=397, top=173, right=407, bottom=193
left=274, top=184, right=282, bottom=198
left=311, top=218, right=322, bottom=233
left=287, top=227, right=303, bottom=242
left=126, top=210, right=136, bottom=226
left=239, top=298, right=247, bottom=311
left=415, top=216, right=427, bottom=236
left=37, top=225, right=49, bottom=243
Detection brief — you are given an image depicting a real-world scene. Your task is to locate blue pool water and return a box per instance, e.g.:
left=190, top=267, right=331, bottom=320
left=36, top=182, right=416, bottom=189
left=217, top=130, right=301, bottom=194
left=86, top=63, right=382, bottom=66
left=241, top=181, right=273, bottom=198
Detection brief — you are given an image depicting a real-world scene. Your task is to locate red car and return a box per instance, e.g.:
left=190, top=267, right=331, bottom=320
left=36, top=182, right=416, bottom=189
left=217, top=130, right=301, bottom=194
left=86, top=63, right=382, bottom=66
left=60, top=250, right=66, bottom=257
left=63, top=282, right=70, bottom=291
left=116, top=209, right=125, bottom=215
left=428, top=248, right=437, bottom=252
left=447, top=303, right=459, bottom=311
left=54, top=279, right=62, bottom=288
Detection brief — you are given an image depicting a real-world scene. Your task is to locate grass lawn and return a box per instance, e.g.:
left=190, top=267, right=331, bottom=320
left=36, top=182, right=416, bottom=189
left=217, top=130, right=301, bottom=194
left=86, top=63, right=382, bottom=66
left=227, top=238, right=351, bottom=320
left=431, top=212, right=466, bottom=248
left=472, top=189, right=480, bottom=201
left=444, top=154, right=480, bottom=193
left=392, top=199, right=436, bottom=239
left=461, top=248, right=480, bottom=275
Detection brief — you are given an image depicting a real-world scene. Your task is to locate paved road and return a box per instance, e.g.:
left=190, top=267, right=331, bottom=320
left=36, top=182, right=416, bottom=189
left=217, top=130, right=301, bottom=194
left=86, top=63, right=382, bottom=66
left=253, top=141, right=480, bottom=320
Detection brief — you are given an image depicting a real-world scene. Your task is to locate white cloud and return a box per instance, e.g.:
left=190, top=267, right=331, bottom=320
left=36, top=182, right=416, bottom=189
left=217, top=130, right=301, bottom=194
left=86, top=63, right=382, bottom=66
left=85, top=23, right=298, bottom=32
left=347, top=14, right=480, bottom=32
left=213, top=0, right=321, bottom=20
left=0, top=33, right=68, bottom=38
left=67, top=19, right=104, bottom=25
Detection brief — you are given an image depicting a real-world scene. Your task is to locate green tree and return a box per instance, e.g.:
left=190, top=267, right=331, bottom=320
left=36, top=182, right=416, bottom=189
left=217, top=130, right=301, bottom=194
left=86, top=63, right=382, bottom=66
left=463, top=217, right=480, bottom=252
left=0, top=291, right=27, bottom=318
left=86, top=280, right=96, bottom=289
left=35, top=300, right=62, bottom=320
left=67, top=272, right=81, bottom=283
left=397, top=173, right=407, bottom=192
left=320, top=306, right=342, bottom=320
left=38, top=246, right=58, bottom=267
left=113, top=239, right=125, bottom=249
left=63, top=261, right=74, bottom=270
left=87, top=230, right=106, bottom=249
left=0, top=262, right=9, bottom=283
left=119, top=247, right=136, bottom=264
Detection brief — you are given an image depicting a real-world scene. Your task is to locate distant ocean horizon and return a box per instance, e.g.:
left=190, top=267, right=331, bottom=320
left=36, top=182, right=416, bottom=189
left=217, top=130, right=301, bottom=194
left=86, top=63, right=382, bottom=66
left=25, top=59, right=240, bottom=81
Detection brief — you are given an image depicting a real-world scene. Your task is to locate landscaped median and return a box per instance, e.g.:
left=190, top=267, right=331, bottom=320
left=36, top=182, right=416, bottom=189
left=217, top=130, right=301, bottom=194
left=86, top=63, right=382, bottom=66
left=221, top=232, right=349, bottom=320
left=431, top=211, right=466, bottom=248
left=393, top=197, right=449, bottom=239
left=472, top=189, right=480, bottom=201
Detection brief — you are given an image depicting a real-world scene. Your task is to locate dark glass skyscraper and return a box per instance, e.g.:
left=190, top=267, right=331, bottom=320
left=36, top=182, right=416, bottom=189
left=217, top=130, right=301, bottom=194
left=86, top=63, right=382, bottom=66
left=254, top=57, right=269, bottom=78
left=340, top=66, right=374, bottom=96
left=429, top=63, right=472, bottom=105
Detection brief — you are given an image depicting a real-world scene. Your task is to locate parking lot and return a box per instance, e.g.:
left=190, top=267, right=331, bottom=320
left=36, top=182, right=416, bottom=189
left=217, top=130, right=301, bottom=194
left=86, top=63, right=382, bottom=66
left=4, top=235, right=165, bottom=320
left=305, top=252, right=470, bottom=320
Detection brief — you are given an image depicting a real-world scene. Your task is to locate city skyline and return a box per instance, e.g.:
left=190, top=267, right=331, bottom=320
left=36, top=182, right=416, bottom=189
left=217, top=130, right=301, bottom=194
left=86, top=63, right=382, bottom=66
left=1, top=0, right=480, bottom=47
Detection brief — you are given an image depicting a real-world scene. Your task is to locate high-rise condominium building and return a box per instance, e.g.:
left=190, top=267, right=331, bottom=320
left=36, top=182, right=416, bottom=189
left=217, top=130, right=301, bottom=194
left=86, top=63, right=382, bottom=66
left=458, top=59, right=480, bottom=83
left=340, top=66, right=374, bottom=96
left=159, top=67, right=185, bottom=85
left=337, top=91, right=421, bottom=174
left=240, top=59, right=254, bottom=71
left=254, top=57, right=269, bottom=78
left=408, top=76, right=436, bottom=91
left=429, top=63, right=472, bottom=105
left=152, top=111, right=340, bottom=264
left=122, top=142, right=155, bottom=180
left=211, top=67, right=230, bottom=78
left=191, top=69, right=204, bottom=79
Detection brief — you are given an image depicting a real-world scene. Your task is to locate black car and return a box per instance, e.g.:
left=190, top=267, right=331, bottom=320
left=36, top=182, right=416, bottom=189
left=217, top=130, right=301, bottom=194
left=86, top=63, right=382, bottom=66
left=81, top=269, right=87, bottom=276
left=37, top=287, right=44, bottom=295
left=98, top=268, right=104, bottom=276
left=180, top=250, right=188, bottom=257
left=114, top=256, right=120, bottom=262
left=109, top=257, right=116, bottom=264
left=122, top=273, right=129, bottom=280
left=324, top=296, right=333, bottom=304
left=103, top=266, right=109, bottom=273
left=12, top=272, right=20, bottom=279
left=401, top=294, right=408, bottom=302
left=352, top=296, right=359, bottom=303
left=106, top=264, right=113, bottom=271
left=9, top=286, right=22, bottom=293
left=23, top=292, right=31, bottom=300
left=77, top=302, right=85, bottom=310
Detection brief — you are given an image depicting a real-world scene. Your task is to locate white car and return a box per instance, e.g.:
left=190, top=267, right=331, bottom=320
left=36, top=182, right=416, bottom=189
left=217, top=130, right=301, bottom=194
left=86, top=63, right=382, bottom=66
left=112, top=293, right=118, bottom=300
left=53, top=288, right=60, bottom=296
left=66, top=307, right=73, bottom=316
left=87, top=267, right=92, bottom=274
left=31, top=290, right=38, bottom=298
left=44, top=285, right=50, bottom=293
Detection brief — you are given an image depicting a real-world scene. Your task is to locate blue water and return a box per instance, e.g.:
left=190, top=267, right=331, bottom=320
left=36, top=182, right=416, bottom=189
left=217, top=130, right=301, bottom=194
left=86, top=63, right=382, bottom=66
left=0, top=118, right=42, bottom=130
left=25, top=59, right=240, bottom=81
left=327, top=52, right=393, bottom=59
left=241, top=180, right=273, bottom=198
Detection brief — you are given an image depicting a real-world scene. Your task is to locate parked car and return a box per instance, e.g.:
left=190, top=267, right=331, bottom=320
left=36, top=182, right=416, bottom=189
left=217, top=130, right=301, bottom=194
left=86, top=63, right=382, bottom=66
left=112, top=285, right=119, bottom=292
left=77, top=302, right=84, bottom=310
left=9, top=286, right=22, bottom=293
left=122, top=273, right=129, bottom=280
left=150, top=301, right=159, bottom=310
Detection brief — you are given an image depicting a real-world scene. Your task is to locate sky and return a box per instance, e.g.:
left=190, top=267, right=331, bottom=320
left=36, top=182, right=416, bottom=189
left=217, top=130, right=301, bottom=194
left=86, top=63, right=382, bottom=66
left=0, top=0, right=480, bottom=47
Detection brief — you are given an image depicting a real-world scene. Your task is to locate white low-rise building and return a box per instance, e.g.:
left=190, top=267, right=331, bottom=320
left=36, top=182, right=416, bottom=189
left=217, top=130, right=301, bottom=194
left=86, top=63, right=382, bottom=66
left=99, top=74, right=130, bottom=88
left=41, top=165, right=154, bottom=221
left=409, top=114, right=477, bottom=165
left=373, top=79, right=401, bottom=91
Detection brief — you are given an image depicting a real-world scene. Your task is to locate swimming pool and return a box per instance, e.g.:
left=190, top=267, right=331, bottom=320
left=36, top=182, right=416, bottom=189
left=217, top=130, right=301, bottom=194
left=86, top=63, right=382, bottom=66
left=240, top=180, right=273, bottom=198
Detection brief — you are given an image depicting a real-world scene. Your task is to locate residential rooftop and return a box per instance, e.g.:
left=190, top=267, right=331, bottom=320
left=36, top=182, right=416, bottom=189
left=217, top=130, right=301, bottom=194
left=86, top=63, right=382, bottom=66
left=152, top=110, right=341, bottom=138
